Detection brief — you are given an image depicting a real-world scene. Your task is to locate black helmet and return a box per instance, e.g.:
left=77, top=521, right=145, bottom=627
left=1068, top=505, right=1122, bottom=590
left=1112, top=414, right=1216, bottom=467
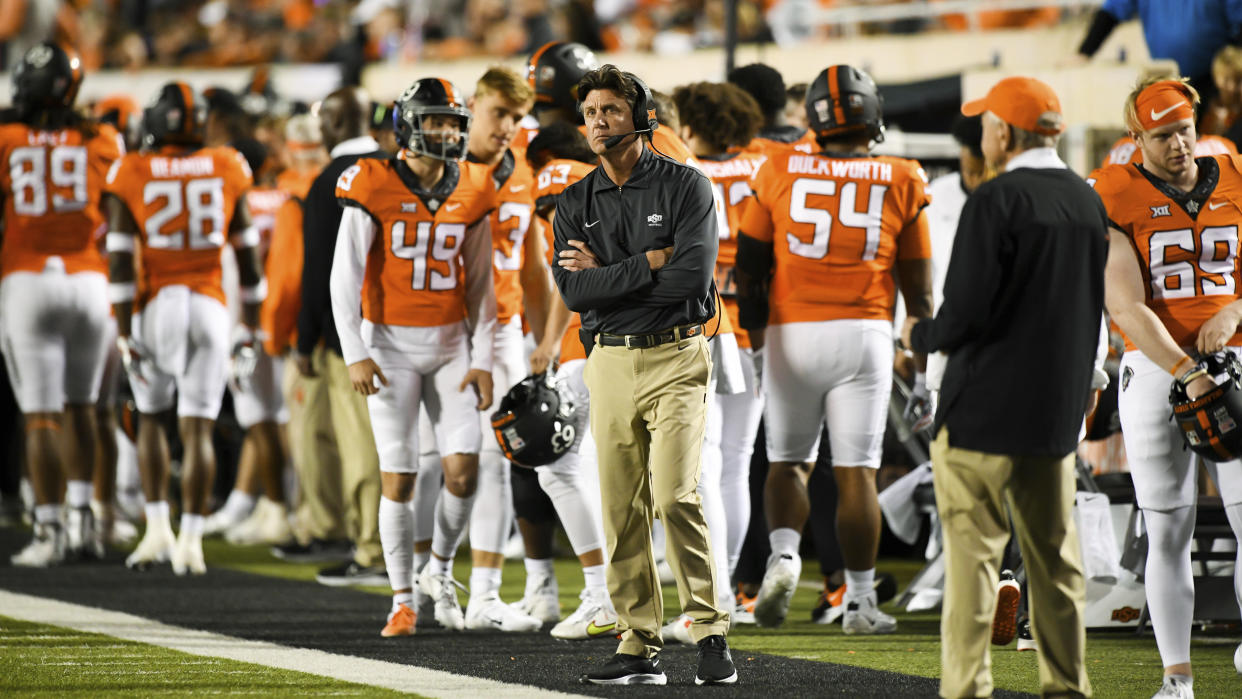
left=491, top=373, right=579, bottom=468
left=11, top=42, right=83, bottom=118
left=141, top=81, right=207, bottom=149
left=392, top=78, right=471, bottom=161
left=526, top=41, right=599, bottom=114
left=805, top=65, right=885, bottom=144
left=1170, top=352, right=1242, bottom=462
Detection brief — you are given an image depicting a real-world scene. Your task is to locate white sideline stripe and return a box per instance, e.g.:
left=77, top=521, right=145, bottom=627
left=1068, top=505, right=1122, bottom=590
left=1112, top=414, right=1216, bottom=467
left=0, top=591, right=585, bottom=698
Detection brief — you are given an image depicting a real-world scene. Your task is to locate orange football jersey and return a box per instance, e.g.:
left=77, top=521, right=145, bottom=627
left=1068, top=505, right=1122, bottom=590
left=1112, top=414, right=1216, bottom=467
left=742, top=130, right=816, bottom=157
left=1102, top=133, right=1237, bottom=168
left=246, top=184, right=291, bottom=261
left=699, top=150, right=768, bottom=348
left=0, top=122, right=123, bottom=278
left=741, top=150, right=932, bottom=324
left=474, top=150, right=537, bottom=324
left=534, top=158, right=595, bottom=362
left=260, top=169, right=317, bottom=355
left=1089, top=154, right=1242, bottom=349
left=336, top=158, right=496, bottom=328
left=104, top=145, right=253, bottom=308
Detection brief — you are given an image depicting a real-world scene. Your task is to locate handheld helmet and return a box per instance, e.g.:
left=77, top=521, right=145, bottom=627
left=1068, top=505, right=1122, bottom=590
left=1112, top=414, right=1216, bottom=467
left=392, top=78, right=471, bottom=161
left=141, top=81, right=207, bottom=149
left=805, top=65, right=885, bottom=144
left=1169, top=352, right=1242, bottom=462
left=11, top=43, right=83, bottom=118
left=491, top=373, right=579, bottom=468
left=526, top=42, right=599, bottom=115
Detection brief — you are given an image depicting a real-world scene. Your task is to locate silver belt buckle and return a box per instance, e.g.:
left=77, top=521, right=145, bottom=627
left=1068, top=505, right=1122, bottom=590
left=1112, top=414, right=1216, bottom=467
left=624, top=334, right=640, bottom=349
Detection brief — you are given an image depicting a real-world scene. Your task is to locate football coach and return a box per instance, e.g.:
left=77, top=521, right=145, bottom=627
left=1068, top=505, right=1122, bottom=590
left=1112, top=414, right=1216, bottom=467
left=551, top=65, right=735, bottom=687
left=901, top=76, right=1104, bottom=698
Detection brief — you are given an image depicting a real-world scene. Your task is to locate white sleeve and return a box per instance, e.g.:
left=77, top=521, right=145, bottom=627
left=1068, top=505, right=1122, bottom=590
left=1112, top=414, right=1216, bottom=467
left=1091, top=314, right=1110, bottom=390
left=330, top=207, right=377, bottom=367
left=461, top=217, right=497, bottom=373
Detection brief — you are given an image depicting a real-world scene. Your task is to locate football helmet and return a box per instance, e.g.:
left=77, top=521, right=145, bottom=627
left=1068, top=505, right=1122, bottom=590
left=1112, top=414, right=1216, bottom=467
left=526, top=42, right=599, bottom=114
left=11, top=42, right=83, bottom=118
left=805, top=64, right=885, bottom=144
left=1169, top=352, right=1242, bottom=462
left=491, top=373, right=578, bottom=468
left=392, top=78, right=471, bottom=161
left=141, top=81, right=207, bottom=149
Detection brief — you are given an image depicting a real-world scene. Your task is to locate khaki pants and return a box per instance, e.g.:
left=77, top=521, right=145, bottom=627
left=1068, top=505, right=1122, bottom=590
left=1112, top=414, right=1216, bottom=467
left=584, top=334, right=727, bottom=657
left=282, top=347, right=345, bottom=542
left=931, top=428, right=1091, bottom=699
left=323, top=349, right=382, bottom=568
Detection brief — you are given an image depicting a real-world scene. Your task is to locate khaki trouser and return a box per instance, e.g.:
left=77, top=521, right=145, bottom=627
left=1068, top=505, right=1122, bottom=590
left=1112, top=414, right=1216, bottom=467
left=584, top=333, right=727, bottom=657
left=323, top=349, right=383, bottom=568
left=931, top=428, right=1091, bottom=699
left=282, top=346, right=345, bottom=542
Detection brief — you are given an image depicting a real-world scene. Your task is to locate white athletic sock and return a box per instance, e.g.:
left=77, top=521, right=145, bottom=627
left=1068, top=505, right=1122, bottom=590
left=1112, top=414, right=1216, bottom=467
left=432, top=489, right=475, bottom=562
left=66, top=480, right=93, bottom=509
left=393, top=591, right=414, bottom=612
left=379, top=496, right=414, bottom=592
left=429, top=554, right=452, bottom=578
left=470, top=566, right=503, bottom=599
left=524, top=557, right=555, bottom=591
left=412, top=462, right=440, bottom=541
left=469, top=451, right=513, bottom=555
left=1144, top=507, right=1195, bottom=667
left=537, top=468, right=603, bottom=554
left=844, top=568, right=876, bottom=603
left=34, top=503, right=61, bottom=525
left=769, top=527, right=801, bottom=558
left=582, top=564, right=607, bottom=591
left=221, top=489, right=256, bottom=519
left=179, top=513, right=204, bottom=538
left=412, top=549, right=432, bottom=604
left=144, top=501, right=170, bottom=525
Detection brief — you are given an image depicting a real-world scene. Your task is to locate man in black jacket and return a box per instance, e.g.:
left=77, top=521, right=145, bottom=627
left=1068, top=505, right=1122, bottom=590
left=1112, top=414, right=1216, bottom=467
left=901, top=77, right=1105, bottom=699
left=293, top=87, right=388, bottom=587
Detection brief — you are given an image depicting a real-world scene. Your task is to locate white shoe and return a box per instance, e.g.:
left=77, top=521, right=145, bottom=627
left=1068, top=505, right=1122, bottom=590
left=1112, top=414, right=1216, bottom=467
left=171, top=532, right=207, bottom=575
left=656, top=559, right=676, bottom=586
left=754, top=553, right=800, bottom=628
left=661, top=613, right=694, bottom=644
left=66, top=506, right=104, bottom=560
left=732, top=601, right=755, bottom=625
left=225, top=499, right=291, bottom=546
left=418, top=567, right=466, bottom=630
left=1152, top=675, right=1194, bottom=698
left=203, top=502, right=251, bottom=537
left=1234, top=643, right=1241, bottom=674
left=11, top=522, right=66, bottom=567
left=551, top=587, right=617, bottom=640
left=512, top=575, right=560, bottom=623
left=92, top=500, right=137, bottom=547
left=126, top=521, right=175, bottom=570
left=414, top=587, right=439, bottom=629
left=842, top=593, right=897, bottom=635
left=465, top=592, right=542, bottom=632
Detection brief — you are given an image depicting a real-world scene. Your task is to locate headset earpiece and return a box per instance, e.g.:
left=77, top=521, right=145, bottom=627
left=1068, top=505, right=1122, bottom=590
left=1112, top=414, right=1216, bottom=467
left=626, top=73, right=658, bottom=134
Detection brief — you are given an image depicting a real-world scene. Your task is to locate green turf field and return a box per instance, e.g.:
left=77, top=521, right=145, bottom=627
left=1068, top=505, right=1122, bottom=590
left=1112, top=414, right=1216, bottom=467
left=204, top=539, right=1241, bottom=698
left=0, top=615, right=419, bottom=697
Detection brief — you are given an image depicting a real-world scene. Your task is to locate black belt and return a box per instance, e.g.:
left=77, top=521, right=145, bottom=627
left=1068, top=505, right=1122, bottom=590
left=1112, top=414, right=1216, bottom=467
left=596, top=324, right=704, bottom=349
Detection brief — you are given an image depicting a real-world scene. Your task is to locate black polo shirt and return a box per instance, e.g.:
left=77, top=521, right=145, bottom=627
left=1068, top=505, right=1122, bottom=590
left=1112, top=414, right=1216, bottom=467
left=551, top=148, right=718, bottom=335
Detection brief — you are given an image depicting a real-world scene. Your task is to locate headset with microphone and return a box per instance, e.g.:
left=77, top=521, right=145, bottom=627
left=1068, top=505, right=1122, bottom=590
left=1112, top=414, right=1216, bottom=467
left=585, top=72, right=659, bottom=150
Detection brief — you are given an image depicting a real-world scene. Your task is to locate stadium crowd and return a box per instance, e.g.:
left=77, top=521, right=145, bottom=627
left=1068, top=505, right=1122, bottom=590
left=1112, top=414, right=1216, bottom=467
left=5, top=5, right=1242, bottom=694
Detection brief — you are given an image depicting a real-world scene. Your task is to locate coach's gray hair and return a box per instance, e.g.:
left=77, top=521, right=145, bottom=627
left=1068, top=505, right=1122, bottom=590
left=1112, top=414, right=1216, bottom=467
left=1010, top=124, right=1057, bottom=150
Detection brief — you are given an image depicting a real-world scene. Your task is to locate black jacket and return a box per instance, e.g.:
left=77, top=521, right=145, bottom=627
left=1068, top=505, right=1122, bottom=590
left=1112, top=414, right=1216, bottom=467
left=551, top=148, right=717, bottom=335
left=911, top=160, right=1108, bottom=457
left=296, top=147, right=386, bottom=357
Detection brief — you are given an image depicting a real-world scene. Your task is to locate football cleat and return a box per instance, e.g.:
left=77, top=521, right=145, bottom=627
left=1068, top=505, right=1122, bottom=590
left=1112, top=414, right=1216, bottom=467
left=1016, top=618, right=1037, bottom=651
left=66, top=506, right=104, bottom=560
left=512, top=574, right=560, bottom=623
left=754, top=552, right=801, bottom=627
left=202, top=502, right=252, bottom=537
left=842, top=593, right=897, bottom=635
left=733, top=586, right=757, bottom=625
left=1234, top=642, right=1241, bottom=674
left=418, top=567, right=466, bottom=630
left=465, top=592, right=542, bottom=632
left=126, top=521, right=176, bottom=570
left=661, top=613, right=694, bottom=644
left=381, top=603, right=416, bottom=637
left=1152, top=675, right=1194, bottom=698
left=11, top=522, right=66, bottom=567
left=551, top=587, right=617, bottom=640
left=170, top=531, right=206, bottom=576
left=992, top=570, right=1021, bottom=646
left=225, top=498, right=291, bottom=546
left=811, top=581, right=846, bottom=624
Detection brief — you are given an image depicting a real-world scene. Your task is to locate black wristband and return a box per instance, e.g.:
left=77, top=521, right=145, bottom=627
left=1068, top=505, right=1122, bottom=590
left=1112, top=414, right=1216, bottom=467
left=1078, top=9, right=1119, bottom=58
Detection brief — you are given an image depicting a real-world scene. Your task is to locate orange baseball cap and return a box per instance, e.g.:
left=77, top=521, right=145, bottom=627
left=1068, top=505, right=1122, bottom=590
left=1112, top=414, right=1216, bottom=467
left=961, top=76, right=1064, bottom=135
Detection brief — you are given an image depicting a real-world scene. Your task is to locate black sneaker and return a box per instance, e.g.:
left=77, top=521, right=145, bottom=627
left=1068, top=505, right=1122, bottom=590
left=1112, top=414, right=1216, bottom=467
left=315, top=561, right=388, bottom=587
left=696, top=635, right=738, bottom=685
left=1016, top=618, right=1037, bottom=652
left=271, top=538, right=354, bottom=563
left=580, top=653, right=667, bottom=685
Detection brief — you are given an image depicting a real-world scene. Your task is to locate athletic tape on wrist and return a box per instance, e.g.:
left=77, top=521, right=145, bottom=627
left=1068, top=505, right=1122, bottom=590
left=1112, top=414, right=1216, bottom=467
left=231, top=225, right=261, bottom=249
left=105, top=232, right=135, bottom=253
left=240, top=278, right=268, bottom=303
left=108, top=281, right=136, bottom=303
